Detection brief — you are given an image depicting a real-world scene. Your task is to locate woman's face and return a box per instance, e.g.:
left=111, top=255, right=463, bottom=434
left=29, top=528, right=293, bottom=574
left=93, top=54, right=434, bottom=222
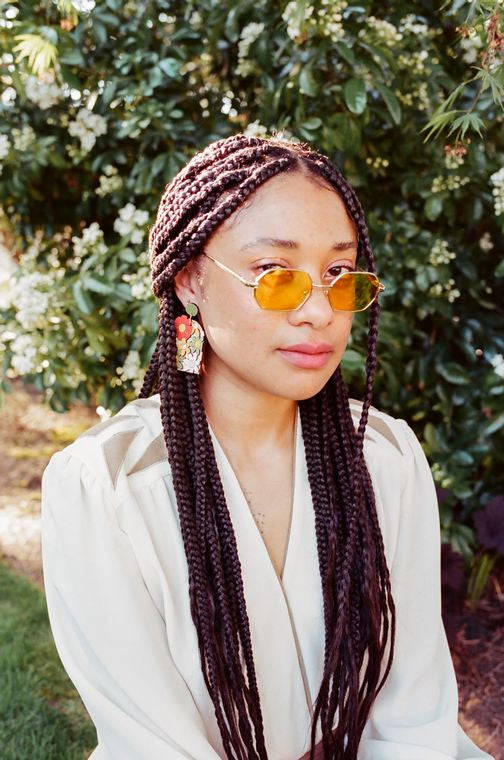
left=175, top=170, right=358, bottom=402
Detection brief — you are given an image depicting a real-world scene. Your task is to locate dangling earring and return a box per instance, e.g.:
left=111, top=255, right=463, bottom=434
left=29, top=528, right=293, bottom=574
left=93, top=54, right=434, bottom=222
left=174, top=302, right=205, bottom=374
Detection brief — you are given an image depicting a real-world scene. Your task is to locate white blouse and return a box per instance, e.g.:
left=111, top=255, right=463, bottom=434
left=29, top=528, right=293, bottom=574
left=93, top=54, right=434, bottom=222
left=40, top=394, right=494, bottom=760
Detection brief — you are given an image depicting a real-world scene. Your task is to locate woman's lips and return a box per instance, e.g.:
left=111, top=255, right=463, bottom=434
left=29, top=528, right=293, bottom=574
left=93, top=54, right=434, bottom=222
left=277, top=343, right=333, bottom=369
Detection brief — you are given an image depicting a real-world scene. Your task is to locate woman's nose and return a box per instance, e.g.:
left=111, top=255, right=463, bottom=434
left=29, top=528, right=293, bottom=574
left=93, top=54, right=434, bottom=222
left=287, top=283, right=334, bottom=328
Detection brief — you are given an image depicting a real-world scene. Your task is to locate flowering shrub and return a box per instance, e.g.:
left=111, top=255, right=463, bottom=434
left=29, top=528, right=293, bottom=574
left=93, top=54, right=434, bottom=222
left=0, top=0, right=503, bottom=566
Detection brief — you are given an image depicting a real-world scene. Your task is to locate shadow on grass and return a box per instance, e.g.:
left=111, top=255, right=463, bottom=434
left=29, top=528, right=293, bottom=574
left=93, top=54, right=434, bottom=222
left=0, top=559, right=96, bottom=760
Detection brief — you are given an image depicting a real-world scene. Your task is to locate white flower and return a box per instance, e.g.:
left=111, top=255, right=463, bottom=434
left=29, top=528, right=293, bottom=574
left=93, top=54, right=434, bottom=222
left=120, top=349, right=141, bottom=379
left=489, top=354, right=504, bottom=379
left=244, top=120, right=268, bottom=137
left=71, top=222, right=107, bottom=258
left=10, top=334, right=38, bottom=375
left=236, top=22, right=265, bottom=77
left=397, top=50, right=428, bottom=75
left=490, top=167, right=504, bottom=184
left=119, top=203, right=135, bottom=222
left=0, top=242, right=16, bottom=308
left=431, top=174, right=470, bottom=193
left=365, top=156, right=389, bottom=170
left=12, top=125, right=36, bottom=152
left=96, top=165, right=122, bottom=197
left=117, top=349, right=146, bottom=392
left=444, top=152, right=465, bottom=169
left=460, top=35, right=483, bottom=65
left=317, top=0, right=346, bottom=43
left=282, top=1, right=312, bottom=41
left=25, top=74, right=62, bottom=110
left=122, top=251, right=151, bottom=301
left=68, top=108, right=107, bottom=153
left=130, top=229, right=144, bottom=245
left=133, top=209, right=149, bottom=226
left=0, top=134, right=11, bottom=160
left=479, top=232, right=494, bottom=252
left=189, top=10, right=202, bottom=28
left=114, top=204, right=148, bottom=242
left=96, top=404, right=112, bottom=419
left=8, top=272, right=51, bottom=330
left=490, top=167, right=504, bottom=216
left=1, top=86, right=16, bottom=105
left=361, top=16, right=403, bottom=46
left=428, top=277, right=460, bottom=302
left=71, top=0, right=96, bottom=12
left=399, top=15, right=428, bottom=36
left=428, top=240, right=456, bottom=266
left=283, top=0, right=346, bottom=43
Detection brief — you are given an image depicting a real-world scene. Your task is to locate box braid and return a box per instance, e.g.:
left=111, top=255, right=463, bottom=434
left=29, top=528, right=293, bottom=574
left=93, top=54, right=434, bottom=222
left=139, top=134, right=396, bottom=760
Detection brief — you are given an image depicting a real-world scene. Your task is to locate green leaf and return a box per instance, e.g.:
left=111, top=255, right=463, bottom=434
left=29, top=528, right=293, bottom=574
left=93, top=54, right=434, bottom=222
left=341, top=348, right=366, bottom=374
left=334, top=42, right=355, bottom=66
left=59, top=49, right=86, bottom=66
left=72, top=281, right=94, bottom=315
left=59, top=64, right=81, bottom=89
left=344, top=78, right=367, bottom=115
left=483, top=412, right=504, bottom=436
left=299, top=66, right=318, bottom=97
left=92, top=21, right=108, bottom=46
left=424, top=422, right=446, bottom=453
left=83, top=275, right=114, bottom=295
left=436, top=362, right=471, bottom=385
left=330, top=114, right=362, bottom=155
left=158, top=58, right=181, bottom=78
left=85, top=328, right=107, bottom=354
left=451, top=450, right=474, bottom=465
left=102, top=80, right=117, bottom=106
left=224, top=6, right=241, bottom=42
left=421, top=110, right=460, bottom=142
left=359, top=42, right=396, bottom=69
left=302, top=117, right=322, bottom=130
left=375, top=83, right=401, bottom=125
left=13, top=34, right=58, bottom=76
left=495, top=259, right=504, bottom=277
left=424, top=196, right=443, bottom=221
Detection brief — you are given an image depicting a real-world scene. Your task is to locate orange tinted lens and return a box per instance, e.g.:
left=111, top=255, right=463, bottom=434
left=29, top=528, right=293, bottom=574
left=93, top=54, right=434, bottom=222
left=328, top=273, right=379, bottom=311
left=255, top=269, right=311, bottom=310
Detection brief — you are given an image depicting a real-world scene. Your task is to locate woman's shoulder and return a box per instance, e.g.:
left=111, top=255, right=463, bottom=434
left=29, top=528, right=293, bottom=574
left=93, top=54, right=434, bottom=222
left=347, top=397, right=420, bottom=469
left=47, top=393, right=166, bottom=495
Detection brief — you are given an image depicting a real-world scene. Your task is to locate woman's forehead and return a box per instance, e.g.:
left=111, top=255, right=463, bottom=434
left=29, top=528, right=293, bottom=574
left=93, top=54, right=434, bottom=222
left=215, top=172, right=356, bottom=246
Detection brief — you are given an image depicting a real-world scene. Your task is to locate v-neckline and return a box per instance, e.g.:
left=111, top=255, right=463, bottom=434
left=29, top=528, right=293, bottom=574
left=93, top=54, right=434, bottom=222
left=207, top=408, right=300, bottom=587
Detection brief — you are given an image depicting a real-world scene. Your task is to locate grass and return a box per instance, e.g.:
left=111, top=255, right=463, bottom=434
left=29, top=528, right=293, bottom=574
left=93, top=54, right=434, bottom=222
left=0, top=560, right=96, bottom=760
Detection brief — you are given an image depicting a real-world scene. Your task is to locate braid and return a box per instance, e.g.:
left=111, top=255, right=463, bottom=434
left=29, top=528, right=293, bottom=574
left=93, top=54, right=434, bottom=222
left=139, top=134, right=395, bottom=759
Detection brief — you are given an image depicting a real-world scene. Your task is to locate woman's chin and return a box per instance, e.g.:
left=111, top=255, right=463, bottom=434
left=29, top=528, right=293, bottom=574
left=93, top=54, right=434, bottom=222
left=270, top=371, right=337, bottom=402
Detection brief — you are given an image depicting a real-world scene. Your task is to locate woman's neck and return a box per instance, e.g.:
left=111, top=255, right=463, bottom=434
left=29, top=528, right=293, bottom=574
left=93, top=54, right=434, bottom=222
left=199, top=367, right=297, bottom=456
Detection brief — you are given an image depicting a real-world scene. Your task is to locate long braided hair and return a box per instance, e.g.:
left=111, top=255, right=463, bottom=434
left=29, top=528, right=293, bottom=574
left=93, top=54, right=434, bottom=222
left=139, top=134, right=396, bottom=760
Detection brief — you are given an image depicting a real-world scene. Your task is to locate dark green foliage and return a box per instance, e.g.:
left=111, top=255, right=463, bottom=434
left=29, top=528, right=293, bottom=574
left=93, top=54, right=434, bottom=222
left=0, top=1, right=503, bottom=563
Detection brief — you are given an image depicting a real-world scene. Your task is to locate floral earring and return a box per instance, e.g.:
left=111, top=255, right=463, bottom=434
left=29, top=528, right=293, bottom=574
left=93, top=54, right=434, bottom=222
left=174, top=302, right=205, bottom=374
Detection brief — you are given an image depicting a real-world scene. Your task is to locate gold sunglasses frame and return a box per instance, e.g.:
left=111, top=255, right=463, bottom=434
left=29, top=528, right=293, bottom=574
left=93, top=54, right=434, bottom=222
left=203, top=253, right=385, bottom=313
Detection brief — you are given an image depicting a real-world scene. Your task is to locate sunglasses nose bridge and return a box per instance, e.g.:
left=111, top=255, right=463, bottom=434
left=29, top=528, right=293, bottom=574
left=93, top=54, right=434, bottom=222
left=311, top=281, right=332, bottom=301
left=296, top=280, right=335, bottom=313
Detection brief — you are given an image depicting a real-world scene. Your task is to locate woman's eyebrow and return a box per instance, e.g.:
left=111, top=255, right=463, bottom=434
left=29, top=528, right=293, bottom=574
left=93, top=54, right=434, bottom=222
left=240, top=237, right=357, bottom=251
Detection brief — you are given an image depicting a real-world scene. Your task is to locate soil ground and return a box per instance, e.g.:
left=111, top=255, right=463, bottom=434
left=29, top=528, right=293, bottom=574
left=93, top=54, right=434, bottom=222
left=0, top=381, right=502, bottom=759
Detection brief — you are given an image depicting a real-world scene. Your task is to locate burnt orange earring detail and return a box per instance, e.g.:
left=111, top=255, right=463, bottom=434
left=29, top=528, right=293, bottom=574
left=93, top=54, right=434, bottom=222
left=174, top=303, right=205, bottom=374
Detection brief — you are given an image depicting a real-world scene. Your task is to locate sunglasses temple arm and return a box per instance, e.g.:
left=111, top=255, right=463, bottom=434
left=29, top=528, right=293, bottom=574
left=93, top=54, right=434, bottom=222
left=204, top=254, right=256, bottom=287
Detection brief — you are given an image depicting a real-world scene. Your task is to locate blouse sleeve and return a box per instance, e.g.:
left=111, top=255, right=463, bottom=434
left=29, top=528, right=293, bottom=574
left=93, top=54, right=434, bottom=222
left=41, top=450, right=222, bottom=760
left=359, top=420, right=494, bottom=760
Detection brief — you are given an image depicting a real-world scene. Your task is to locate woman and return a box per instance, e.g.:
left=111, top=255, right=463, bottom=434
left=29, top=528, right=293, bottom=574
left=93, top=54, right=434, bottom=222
left=41, top=134, right=493, bottom=760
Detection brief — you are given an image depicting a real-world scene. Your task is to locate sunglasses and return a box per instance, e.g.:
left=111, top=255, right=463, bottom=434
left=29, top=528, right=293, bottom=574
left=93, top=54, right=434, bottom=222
left=203, top=253, right=385, bottom=312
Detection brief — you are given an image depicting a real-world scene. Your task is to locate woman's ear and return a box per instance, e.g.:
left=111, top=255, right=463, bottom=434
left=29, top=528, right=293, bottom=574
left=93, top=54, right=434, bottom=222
left=174, top=260, right=200, bottom=308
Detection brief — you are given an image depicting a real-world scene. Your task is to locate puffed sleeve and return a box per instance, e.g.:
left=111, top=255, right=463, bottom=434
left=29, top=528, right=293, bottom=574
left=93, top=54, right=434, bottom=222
left=41, top=450, right=222, bottom=760
left=359, top=420, right=494, bottom=760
